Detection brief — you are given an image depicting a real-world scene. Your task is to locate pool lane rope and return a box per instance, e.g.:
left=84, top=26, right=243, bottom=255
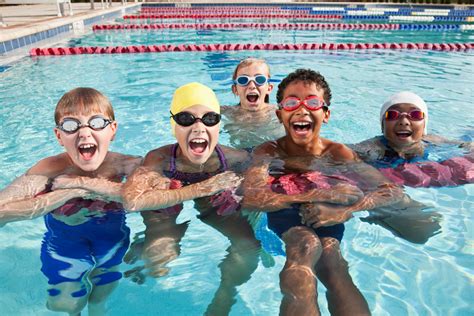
left=123, top=14, right=344, bottom=20
left=30, top=42, right=473, bottom=56
left=92, top=23, right=471, bottom=31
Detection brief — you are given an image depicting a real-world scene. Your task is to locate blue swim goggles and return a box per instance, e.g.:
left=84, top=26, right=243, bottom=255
left=233, top=75, right=269, bottom=86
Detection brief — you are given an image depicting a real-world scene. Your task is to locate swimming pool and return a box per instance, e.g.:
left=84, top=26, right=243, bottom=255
left=0, top=4, right=473, bottom=316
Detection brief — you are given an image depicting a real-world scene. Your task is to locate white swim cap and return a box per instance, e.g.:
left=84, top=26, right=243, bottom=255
left=380, top=91, right=428, bottom=135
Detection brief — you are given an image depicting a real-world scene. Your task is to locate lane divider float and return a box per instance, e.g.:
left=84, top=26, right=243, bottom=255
left=30, top=42, right=474, bottom=56
left=123, top=14, right=343, bottom=20
left=92, top=23, right=470, bottom=31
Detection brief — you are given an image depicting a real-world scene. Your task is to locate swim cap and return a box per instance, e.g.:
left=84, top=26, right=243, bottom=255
left=380, top=91, right=429, bottom=135
left=170, top=82, right=220, bottom=135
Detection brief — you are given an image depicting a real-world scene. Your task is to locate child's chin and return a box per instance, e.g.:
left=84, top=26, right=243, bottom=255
left=75, top=157, right=103, bottom=172
left=78, top=163, right=101, bottom=172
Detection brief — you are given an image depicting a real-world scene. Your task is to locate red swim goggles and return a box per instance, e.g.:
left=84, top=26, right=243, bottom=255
left=385, top=109, right=425, bottom=121
left=279, top=96, right=327, bottom=112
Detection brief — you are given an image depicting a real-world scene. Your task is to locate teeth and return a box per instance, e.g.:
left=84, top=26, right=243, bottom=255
left=247, top=93, right=259, bottom=97
left=190, top=139, right=206, bottom=143
left=293, top=122, right=311, bottom=126
left=79, top=144, right=95, bottom=149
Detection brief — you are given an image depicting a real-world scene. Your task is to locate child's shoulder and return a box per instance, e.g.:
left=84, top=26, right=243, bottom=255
left=350, top=136, right=386, bottom=162
left=323, top=139, right=358, bottom=162
left=218, top=145, right=250, bottom=164
left=107, top=152, right=143, bottom=175
left=142, top=145, right=174, bottom=167
left=254, top=140, right=279, bottom=156
left=26, top=153, right=71, bottom=177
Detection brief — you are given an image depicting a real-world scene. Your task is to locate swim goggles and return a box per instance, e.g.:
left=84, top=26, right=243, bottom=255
left=170, top=111, right=221, bottom=127
left=385, top=110, right=424, bottom=121
left=279, top=96, right=327, bottom=112
left=234, top=75, right=268, bottom=86
left=57, top=116, right=113, bottom=134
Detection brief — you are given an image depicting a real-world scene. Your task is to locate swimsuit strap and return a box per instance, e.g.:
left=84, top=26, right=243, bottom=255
left=167, top=143, right=179, bottom=177
left=215, top=144, right=228, bottom=171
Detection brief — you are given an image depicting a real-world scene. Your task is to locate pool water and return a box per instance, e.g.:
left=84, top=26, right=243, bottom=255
left=0, top=8, right=473, bottom=316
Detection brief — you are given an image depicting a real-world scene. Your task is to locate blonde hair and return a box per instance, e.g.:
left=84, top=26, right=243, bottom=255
left=232, top=58, right=271, bottom=103
left=54, top=87, right=114, bottom=124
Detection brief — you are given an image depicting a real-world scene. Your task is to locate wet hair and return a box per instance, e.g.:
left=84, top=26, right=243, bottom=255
left=232, top=57, right=271, bottom=103
left=54, top=87, right=115, bottom=124
left=276, top=69, right=332, bottom=107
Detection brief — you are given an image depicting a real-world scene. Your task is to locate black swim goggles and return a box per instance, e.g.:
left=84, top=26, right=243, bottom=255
left=170, top=111, right=221, bottom=127
left=57, top=116, right=113, bottom=134
left=233, top=75, right=268, bottom=86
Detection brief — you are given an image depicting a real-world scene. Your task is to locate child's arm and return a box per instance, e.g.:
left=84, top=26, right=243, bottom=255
left=122, top=167, right=241, bottom=212
left=51, top=155, right=142, bottom=203
left=52, top=175, right=122, bottom=202
left=0, top=175, right=91, bottom=225
left=300, top=161, right=404, bottom=227
left=122, top=150, right=241, bottom=212
left=241, top=146, right=364, bottom=212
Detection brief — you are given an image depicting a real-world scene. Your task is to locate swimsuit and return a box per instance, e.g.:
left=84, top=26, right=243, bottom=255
left=164, top=143, right=228, bottom=185
left=266, top=169, right=345, bottom=242
left=39, top=187, right=130, bottom=295
left=154, top=143, right=229, bottom=216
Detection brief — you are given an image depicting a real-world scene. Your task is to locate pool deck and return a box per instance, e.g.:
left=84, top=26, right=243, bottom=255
left=0, top=2, right=141, bottom=43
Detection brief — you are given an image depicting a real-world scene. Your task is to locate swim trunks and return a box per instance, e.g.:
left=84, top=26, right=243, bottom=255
left=41, top=209, right=130, bottom=287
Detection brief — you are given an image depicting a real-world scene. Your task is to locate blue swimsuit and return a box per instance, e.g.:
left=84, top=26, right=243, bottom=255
left=40, top=188, right=130, bottom=296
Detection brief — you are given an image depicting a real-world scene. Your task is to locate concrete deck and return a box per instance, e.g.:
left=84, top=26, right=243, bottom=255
left=0, top=2, right=141, bottom=42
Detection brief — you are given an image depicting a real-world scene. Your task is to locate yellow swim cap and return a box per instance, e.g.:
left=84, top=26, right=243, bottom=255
left=170, top=82, right=220, bottom=135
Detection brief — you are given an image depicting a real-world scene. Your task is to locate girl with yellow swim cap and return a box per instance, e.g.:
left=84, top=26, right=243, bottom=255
left=122, top=82, right=260, bottom=315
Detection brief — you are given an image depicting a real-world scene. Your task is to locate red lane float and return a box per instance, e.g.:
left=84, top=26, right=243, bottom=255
left=29, top=42, right=474, bottom=56
left=139, top=9, right=308, bottom=14
left=92, top=23, right=401, bottom=31
left=123, top=14, right=343, bottom=20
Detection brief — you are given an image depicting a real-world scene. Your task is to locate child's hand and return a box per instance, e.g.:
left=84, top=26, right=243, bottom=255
left=309, top=183, right=363, bottom=205
left=199, top=171, right=243, bottom=196
left=300, top=203, right=353, bottom=228
left=52, top=175, right=83, bottom=190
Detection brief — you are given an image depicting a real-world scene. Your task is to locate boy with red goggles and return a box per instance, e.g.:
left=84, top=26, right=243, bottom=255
left=242, top=69, right=404, bottom=316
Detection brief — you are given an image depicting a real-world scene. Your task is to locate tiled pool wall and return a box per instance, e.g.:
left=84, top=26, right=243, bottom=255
left=0, top=4, right=143, bottom=56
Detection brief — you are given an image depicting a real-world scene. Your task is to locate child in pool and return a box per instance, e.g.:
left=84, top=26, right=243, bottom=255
left=221, top=57, right=284, bottom=149
left=0, top=88, right=141, bottom=316
left=241, top=69, right=405, bottom=316
left=122, top=82, right=261, bottom=316
left=352, top=91, right=473, bottom=187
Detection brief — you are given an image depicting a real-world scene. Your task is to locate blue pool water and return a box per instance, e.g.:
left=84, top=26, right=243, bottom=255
left=1, top=8, right=473, bottom=316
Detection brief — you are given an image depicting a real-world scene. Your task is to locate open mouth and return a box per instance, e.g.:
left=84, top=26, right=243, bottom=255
left=292, top=121, right=313, bottom=135
left=395, top=131, right=413, bottom=139
left=189, top=138, right=208, bottom=154
left=246, top=93, right=259, bottom=103
left=78, top=144, right=97, bottom=160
